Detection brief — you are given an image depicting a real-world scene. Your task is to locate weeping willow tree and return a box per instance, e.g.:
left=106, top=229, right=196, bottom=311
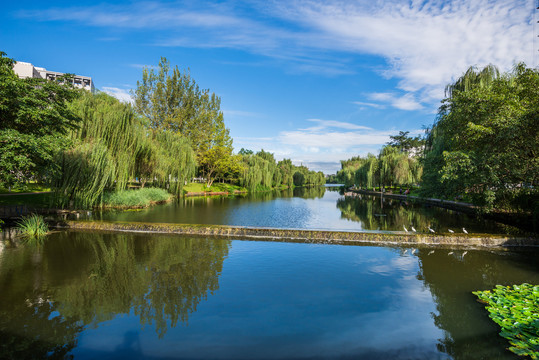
left=354, top=154, right=378, bottom=189
left=237, top=150, right=323, bottom=190
left=240, top=154, right=269, bottom=190
left=54, top=93, right=147, bottom=207
left=422, top=64, right=538, bottom=218
left=54, top=92, right=196, bottom=208
left=444, top=64, right=500, bottom=98
left=277, top=159, right=294, bottom=188
left=346, top=139, right=423, bottom=190
left=151, top=130, right=196, bottom=196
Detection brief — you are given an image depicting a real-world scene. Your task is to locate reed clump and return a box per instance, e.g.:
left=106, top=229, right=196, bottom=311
left=101, top=188, right=172, bottom=208
left=16, top=214, right=49, bottom=239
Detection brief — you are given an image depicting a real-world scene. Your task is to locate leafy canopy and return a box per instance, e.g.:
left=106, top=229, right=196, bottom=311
left=0, top=51, right=80, bottom=188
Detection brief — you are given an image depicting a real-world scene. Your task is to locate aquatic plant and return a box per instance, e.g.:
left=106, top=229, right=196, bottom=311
left=101, top=188, right=171, bottom=208
left=473, top=284, right=539, bottom=359
left=16, top=214, right=49, bottom=239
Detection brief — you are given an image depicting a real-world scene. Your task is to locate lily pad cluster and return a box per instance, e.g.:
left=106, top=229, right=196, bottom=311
left=473, top=284, right=539, bottom=359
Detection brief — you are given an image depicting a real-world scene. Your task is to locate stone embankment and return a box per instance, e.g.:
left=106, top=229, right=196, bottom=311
left=345, top=189, right=477, bottom=213
left=51, top=220, right=538, bottom=248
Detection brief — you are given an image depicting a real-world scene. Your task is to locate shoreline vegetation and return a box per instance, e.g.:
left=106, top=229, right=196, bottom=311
left=333, top=64, right=538, bottom=233
left=0, top=53, right=324, bottom=211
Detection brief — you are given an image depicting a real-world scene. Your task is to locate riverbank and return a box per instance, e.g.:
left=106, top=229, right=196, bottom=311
left=347, top=189, right=536, bottom=233
left=50, top=220, right=539, bottom=248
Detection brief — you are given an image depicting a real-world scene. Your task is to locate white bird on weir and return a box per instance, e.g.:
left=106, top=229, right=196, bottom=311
left=428, top=250, right=435, bottom=255
left=411, top=226, right=417, bottom=232
left=403, top=225, right=408, bottom=233
left=428, top=227, right=435, bottom=233
left=462, top=228, right=468, bottom=234
left=411, top=248, right=417, bottom=255
left=462, top=251, right=468, bottom=257
left=448, top=229, right=454, bottom=233
left=448, top=251, right=454, bottom=255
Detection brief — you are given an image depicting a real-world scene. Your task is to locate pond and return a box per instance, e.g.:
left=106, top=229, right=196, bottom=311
left=0, top=231, right=537, bottom=359
left=95, top=186, right=513, bottom=235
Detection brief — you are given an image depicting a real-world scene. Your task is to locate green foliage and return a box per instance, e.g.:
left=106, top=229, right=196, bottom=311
left=422, top=64, right=539, bottom=213
left=238, top=151, right=323, bottom=191
left=16, top=214, right=49, bottom=239
left=293, top=171, right=305, bottom=187
left=473, top=284, right=539, bottom=359
left=445, top=64, right=500, bottom=98
left=132, top=57, right=233, bottom=186
left=238, top=148, right=253, bottom=155
left=387, top=131, right=426, bottom=154
left=101, top=188, right=171, bottom=208
left=0, top=51, right=80, bottom=188
left=338, top=141, right=422, bottom=189
left=54, top=92, right=196, bottom=207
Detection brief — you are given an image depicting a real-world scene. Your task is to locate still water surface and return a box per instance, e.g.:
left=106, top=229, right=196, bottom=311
left=0, top=231, right=537, bottom=359
left=97, top=186, right=510, bottom=234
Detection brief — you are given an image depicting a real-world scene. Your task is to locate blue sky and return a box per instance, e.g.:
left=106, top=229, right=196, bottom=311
left=1, top=0, right=535, bottom=173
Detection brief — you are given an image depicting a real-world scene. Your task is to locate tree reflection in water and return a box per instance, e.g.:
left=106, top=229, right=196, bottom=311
left=336, top=194, right=506, bottom=233
left=415, top=248, right=539, bottom=359
left=0, top=232, right=231, bottom=358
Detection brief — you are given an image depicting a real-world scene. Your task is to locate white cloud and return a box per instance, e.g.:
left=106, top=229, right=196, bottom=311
left=18, top=1, right=533, bottom=104
left=352, top=101, right=386, bottom=109
left=365, top=92, right=424, bottom=111
left=233, top=118, right=422, bottom=174
left=101, top=87, right=133, bottom=104
left=284, top=0, right=532, bottom=102
left=304, top=119, right=373, bottom=131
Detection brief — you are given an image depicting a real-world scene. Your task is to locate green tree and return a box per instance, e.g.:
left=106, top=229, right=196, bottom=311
left=0, top=52, right=80, bottom=189
left=387, top=130, right=425, bottom=154
left=132, top=57, right=233, bottom=170
left=422, top=63, right=538, bottom=213
left=55, top=92, right=196, bottom=207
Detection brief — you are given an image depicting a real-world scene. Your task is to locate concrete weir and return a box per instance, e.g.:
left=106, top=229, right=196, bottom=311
left=52, top=220, right=539, bottom=248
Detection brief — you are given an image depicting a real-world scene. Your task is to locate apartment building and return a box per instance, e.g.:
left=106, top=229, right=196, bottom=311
left=13, top=61, right=95, bottom=93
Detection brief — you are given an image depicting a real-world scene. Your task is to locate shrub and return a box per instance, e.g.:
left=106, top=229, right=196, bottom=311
left=101, top=188, right=171, bottom=208
left=16, top=214, right=49, bottom=238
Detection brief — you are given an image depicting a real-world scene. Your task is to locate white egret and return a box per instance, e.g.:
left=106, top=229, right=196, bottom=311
left=428, top=227, right=435, bottom=233
left=411, top=226, right=417, bottom=232
left=428, top=250, right=435, bottom=255
left=462, top=228, right=468, bottom=234
left=462, top=251, right=468, bottom=257
left=448, top=229, right=454, bottom=233
left=448, top=251, right=454, bottom=255
left=403, top=225, right=408, bottom=233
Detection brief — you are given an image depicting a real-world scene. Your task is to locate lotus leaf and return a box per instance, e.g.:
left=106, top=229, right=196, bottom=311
left=473, top=283, right=538, bottom=359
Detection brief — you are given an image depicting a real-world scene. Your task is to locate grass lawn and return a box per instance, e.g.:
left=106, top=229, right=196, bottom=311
left=0, top=183, right=51, bottom=194
left=183, top=182, right=247, bottom=194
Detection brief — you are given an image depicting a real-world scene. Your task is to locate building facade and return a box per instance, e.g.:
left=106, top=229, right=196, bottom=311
left=13, top=61, right=95, bottom=93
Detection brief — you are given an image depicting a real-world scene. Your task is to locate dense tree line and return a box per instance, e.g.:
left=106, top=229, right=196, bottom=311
left=336, top=135, right=424, bottom=189
left=238, top=149, right=325, bottom=191
left=54, top=91, right=196, bottom=207
left=0, top=52, right=324, bottom=207
left=0, top=52, right=79, bottom=190
left=421, top=64, right=538, bottom=215
left=336, top=63, right=537, bottom=223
